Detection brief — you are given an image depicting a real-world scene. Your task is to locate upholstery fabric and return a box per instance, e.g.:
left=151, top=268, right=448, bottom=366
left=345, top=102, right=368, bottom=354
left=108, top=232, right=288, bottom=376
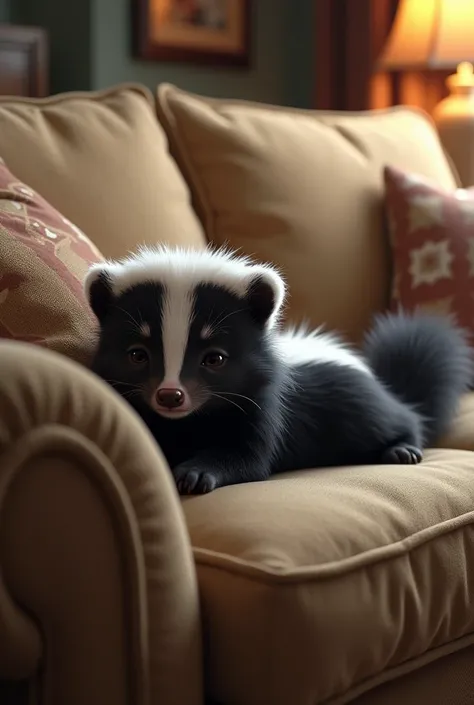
left=156, top=83, right=458, bottom=342
left=0, top=84, right=206, bottom=259
left=352, top=644, right=474, bottom=705
left=385, top=165, right=474, bottom=338
left=1, top=82, right=474, bottom=705
left=183, top=423, right=474, bottom=705
left=0, top=160, right=102, bottom=366
left=0, top=341, right=203, bottom=705
left=437, top=393, right=474, bottom=451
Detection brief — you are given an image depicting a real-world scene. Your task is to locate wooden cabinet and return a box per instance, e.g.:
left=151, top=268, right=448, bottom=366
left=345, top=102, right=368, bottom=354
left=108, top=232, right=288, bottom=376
left=0, top=24, right=48, bottom=97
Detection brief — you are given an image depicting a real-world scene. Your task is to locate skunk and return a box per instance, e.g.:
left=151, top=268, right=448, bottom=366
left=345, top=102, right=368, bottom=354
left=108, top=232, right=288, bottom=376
left=84, top=246, right=472, bottom=495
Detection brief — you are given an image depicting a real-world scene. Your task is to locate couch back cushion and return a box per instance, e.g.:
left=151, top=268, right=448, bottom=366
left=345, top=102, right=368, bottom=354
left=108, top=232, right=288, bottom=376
left=156, top=84, right=458, bottom=342
left=0, top=84, right=206, bottom=259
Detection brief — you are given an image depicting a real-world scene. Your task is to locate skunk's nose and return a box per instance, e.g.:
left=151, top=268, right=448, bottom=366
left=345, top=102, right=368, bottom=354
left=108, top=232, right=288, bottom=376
left=156, top=387, right=185, bottom=409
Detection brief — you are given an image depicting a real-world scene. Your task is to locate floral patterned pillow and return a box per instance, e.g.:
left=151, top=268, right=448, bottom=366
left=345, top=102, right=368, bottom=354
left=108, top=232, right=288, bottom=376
left=0, top=159, right=103, bottom=365
left=384, top=165, right=474, bottom=339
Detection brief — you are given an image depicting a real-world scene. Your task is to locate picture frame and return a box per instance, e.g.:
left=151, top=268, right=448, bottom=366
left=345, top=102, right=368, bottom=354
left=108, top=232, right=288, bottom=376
left=132, top=0, right=251, bottom=67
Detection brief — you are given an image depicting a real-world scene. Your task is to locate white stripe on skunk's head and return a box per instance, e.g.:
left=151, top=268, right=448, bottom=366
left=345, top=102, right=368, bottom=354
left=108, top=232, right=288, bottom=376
left=84, top=245, right=286, bottom=330
left=84, top=246, right=287, bottom=419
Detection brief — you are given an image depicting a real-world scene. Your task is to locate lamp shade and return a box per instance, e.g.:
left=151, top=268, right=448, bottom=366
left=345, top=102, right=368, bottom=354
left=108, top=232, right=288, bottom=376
left=378, top=0, right=474, bottom=70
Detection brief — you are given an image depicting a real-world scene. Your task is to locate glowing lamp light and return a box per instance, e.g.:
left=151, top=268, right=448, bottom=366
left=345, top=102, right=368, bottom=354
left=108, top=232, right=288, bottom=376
left=378, top=0, right=474, bottom=186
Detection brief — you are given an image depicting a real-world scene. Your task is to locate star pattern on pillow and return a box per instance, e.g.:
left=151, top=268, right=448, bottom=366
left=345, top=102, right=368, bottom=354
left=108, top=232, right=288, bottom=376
left=384, top=165, right=474, bottom=340
left=409, top=240, right=454, bottom=287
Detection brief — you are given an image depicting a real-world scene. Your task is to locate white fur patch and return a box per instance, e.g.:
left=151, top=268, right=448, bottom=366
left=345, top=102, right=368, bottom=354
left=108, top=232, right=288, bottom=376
left=161, top=281, right=195, bottom=385
left=84, top=245, right=286, bottom=331
left=139, top=323, right=151, bottom=337
left=274, top=326, right=372, bottom=375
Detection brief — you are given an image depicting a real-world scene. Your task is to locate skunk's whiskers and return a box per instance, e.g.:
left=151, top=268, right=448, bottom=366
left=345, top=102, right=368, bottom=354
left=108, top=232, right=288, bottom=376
left=210, top=392, right=247, bottom=415
left=218, top=391, right=262, bottom=411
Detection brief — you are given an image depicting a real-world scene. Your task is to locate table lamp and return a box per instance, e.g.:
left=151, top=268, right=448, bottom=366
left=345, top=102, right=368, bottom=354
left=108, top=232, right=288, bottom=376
left=378, top=0, right=474, bottom=186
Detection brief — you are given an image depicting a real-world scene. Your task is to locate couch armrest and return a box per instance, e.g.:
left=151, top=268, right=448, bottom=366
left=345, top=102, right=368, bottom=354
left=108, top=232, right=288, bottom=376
left=0, top=341, right=203, bottom=705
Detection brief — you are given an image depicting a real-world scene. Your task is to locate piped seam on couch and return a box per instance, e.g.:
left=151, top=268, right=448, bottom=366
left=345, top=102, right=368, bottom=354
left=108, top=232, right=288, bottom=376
left=0, top=83, right=155, bottom=109
left=324, top=630, right=474, bottom=705
left=157, top=83, right=443, bottom=125
left=191, top=505, right=474, bottom=583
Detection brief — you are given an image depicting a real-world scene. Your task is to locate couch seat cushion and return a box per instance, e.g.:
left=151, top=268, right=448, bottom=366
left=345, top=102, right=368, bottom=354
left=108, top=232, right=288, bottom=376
left=157, top=83, right=458, bottom=343
left=0, top=84, right=206, bottom=259
left=182, top=442, right=474, bottom=705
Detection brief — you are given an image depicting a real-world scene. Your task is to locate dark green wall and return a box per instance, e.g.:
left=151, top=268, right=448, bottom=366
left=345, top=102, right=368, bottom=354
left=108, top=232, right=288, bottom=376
left=284, top=1, right=314, bottom=108
left=10, top=0, right=314, bottom=106
left=11, top=0, right=92, bottom=91
left=0, top=0, right=10, bottom=21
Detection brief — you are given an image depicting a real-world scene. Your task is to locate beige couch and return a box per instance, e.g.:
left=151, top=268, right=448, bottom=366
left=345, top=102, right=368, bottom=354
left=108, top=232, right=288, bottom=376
left=1, top=84, right=474, bottom=705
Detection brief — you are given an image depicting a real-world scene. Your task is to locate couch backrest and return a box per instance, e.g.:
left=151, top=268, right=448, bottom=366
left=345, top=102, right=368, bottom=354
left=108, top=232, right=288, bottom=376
left=0, top=82, right=460, bottom=342
left=156, top=84, right=459, bottom=341
left=0, top=84, right=206, bottom=259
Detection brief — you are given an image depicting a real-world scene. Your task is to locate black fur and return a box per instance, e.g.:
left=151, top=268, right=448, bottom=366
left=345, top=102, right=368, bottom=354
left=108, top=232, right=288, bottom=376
left=363, top=313, right=473, bottom=444
left=88, top=274, right=473, bottom=495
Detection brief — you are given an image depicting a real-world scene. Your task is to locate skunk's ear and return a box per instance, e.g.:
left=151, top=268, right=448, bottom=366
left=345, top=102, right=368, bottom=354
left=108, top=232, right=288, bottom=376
left=84, top=265, right=115, bottom=323
left=245, top=266, right=286, bottom=329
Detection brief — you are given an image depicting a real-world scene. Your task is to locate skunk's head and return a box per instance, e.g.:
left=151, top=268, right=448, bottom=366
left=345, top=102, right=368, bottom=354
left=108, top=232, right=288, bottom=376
left=84, top=246, right=286, bottom=419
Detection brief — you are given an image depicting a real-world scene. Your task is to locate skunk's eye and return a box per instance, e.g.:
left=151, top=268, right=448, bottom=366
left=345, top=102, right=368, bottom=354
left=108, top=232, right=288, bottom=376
left=201, top=351, right=228, bottom=369
left=127, top=346, right=149, bottom=366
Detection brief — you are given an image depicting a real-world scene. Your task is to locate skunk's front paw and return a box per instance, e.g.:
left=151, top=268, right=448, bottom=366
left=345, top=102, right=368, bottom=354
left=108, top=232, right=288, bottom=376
left=172, top=461, right=222, bottom=495
left=381, top=444, right=423, bottom=465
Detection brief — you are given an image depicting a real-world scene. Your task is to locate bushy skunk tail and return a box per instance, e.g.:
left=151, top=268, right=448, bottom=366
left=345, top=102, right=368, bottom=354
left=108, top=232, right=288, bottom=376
left=363, top=312, right=473, bottom=445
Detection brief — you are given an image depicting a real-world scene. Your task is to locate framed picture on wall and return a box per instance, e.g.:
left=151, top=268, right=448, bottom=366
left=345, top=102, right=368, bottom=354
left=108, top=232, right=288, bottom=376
left=132, top=0, right=251, bottom=67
